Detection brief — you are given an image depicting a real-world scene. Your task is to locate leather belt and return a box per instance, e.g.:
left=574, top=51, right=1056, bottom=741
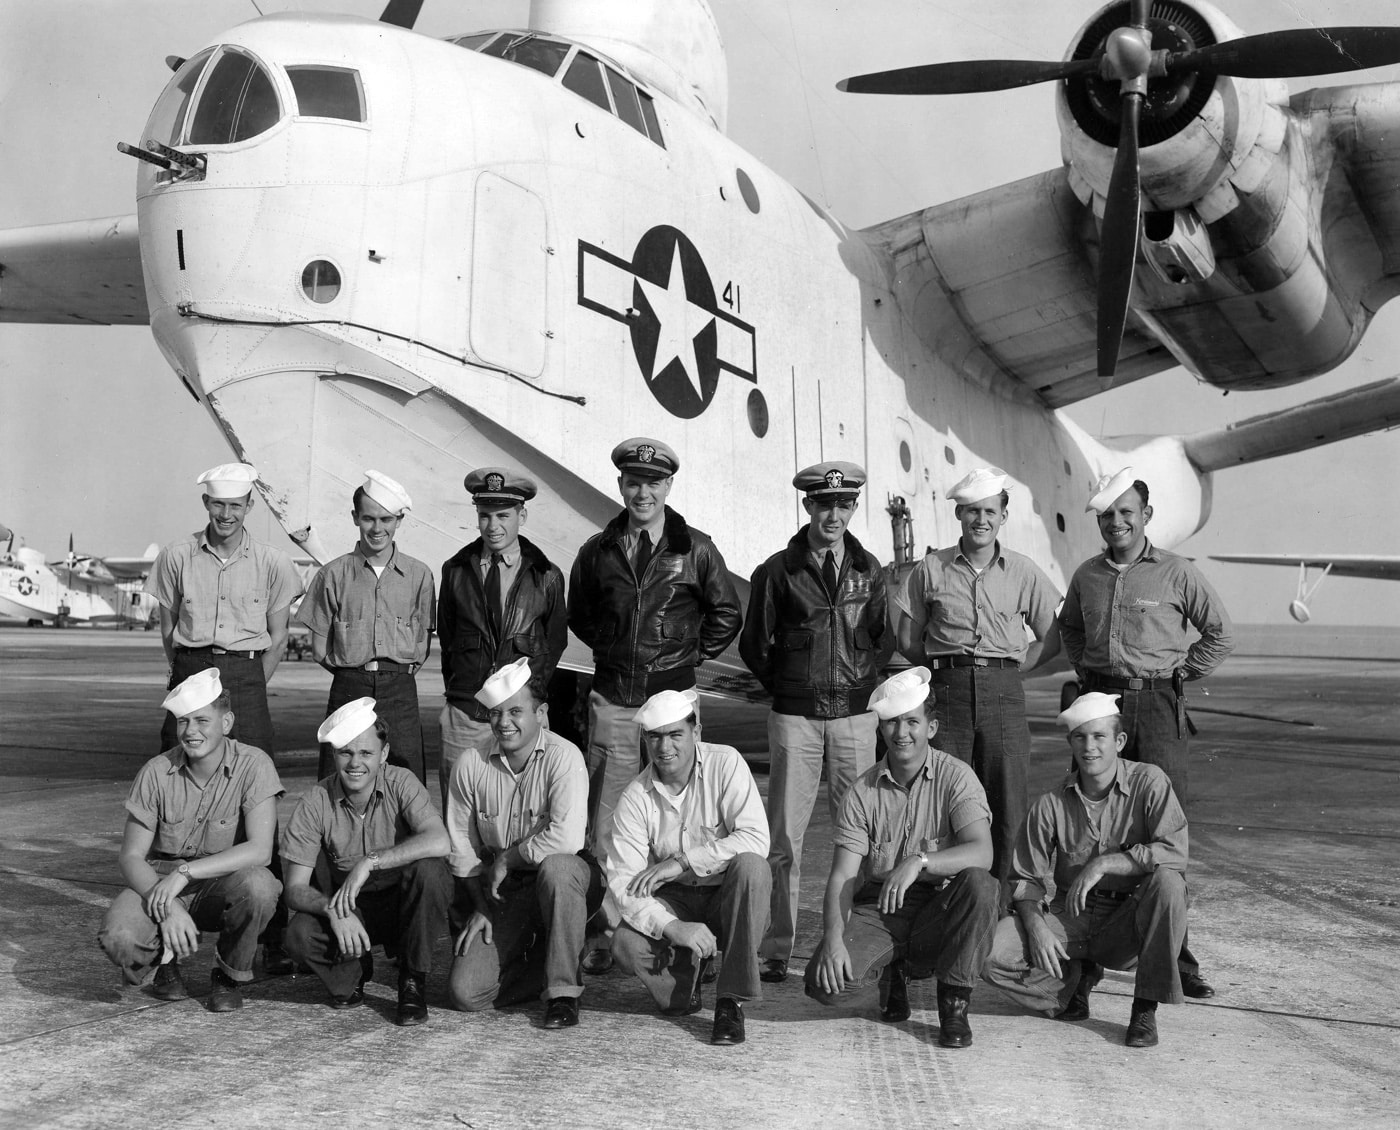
left=928, top=655, right=1019, bottom=670
left=1090, top=888, right=1134, bottom=903
left=177, top=645, right=262, bottom=660
left=359, top=658, right=415, bottom=672
left=1086, top=672, right=1169, bottom=691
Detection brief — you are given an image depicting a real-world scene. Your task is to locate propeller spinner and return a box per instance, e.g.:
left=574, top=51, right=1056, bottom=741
left=837, top=1, right=1400, bottom=381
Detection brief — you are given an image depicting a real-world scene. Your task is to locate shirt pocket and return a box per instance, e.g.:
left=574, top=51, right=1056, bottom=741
left=233, top=588, right=267, bottom=624
left=203, top=814, right=240, bottom=854
left=867, top=837, right=902, bottom=877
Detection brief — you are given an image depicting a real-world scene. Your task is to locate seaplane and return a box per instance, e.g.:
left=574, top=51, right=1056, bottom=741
left=0, top=526, right=159, bottom=628
left=3, top=0, right=1400, bottom=690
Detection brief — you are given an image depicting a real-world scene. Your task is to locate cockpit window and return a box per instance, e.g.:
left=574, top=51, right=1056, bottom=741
left=188, top=48, right=281, bottom=145
left=146, top=49, right=215, bottom=146
left=480, top=34, right=570, bottom=78
left=605, top=67, right=646, bottom=135
left=287, top=66, right=365, bottom=122
left=562, top=51, right=611, bottom=113
left=451, top=32, right=495, bottom=51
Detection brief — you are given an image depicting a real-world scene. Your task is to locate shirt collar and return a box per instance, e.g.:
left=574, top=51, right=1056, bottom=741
left=954, top=539, right=1004, bottom=570
left=1061, top=757, right=1132, bottom=797
left=328, top=768, right=388, bottom=807
left=645, top=741, right=709, bottom=795
left=1098, top=538, right=1159, bottom=567
left=481, top=543, right=520, bottom=567
left=489, top=736, right=546, bottom=770
left=167, top=741, right=238, bottom=778
left=876, top=750, right=934, bottom=788
left=355, top=542, right=403, bottom=573
left=197, top=527, right=248, bottom=558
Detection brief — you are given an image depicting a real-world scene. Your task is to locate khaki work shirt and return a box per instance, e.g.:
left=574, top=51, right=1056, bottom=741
left=297, top=543, right=435, bottom=666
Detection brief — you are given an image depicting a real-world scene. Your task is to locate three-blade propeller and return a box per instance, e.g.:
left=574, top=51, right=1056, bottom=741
left=838, top=4, right=1400, bottom=380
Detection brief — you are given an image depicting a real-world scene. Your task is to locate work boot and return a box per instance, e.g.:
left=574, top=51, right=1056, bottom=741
left=936, top=983, right=973, bottom=1048
left=1057, top=960, right=1102, bottom=1022
left=207, top=968, right=244, bottom=1013
left=395, top=969, right=428, bottom=1026
left=1126, top=998, right=1159, bottom=1048
left=880, top=960, right=911, bottom=1023
left=149, top=959, right=189, bottom=1001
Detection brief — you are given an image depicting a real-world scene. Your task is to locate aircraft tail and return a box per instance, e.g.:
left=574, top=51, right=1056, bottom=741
left=1183, top=377, right=1400, bottom=472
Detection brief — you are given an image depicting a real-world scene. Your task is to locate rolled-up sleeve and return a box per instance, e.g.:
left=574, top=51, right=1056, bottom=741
left=446, top=759, right=486, bottom=879
left=893, top=562, right=929, bottom=660
left=280, top=792, right=327, bottom=870
left=681, top=753, right=769, bottom=877
left=606, top=786, right=677, bottom=939
left=1008, top=795, right=1057, bottom=905
left=516, top=752, right=588, bottom=866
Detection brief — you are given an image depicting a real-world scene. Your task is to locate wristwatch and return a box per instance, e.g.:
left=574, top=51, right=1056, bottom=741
left=365, top=851, right=382, bottom=872
left=917, top=851, right=929, bottom=871
left=177, top=863, right=193, bottom=879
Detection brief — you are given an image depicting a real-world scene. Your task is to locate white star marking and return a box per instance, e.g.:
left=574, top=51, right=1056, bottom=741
left=637, top=242, right=713, bottom=401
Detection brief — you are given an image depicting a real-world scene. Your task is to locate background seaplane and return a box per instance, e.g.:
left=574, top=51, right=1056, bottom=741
left=0, top=526, right=159, bottom=628
left=1209, top=552, right=1400, bottom=622
left=2, top=0, right=1400, bottom=689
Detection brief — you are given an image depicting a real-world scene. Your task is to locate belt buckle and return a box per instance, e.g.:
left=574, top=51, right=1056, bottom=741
left=364, top=660, right=381, bottom=672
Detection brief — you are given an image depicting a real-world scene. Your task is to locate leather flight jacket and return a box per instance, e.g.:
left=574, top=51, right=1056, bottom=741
left=739, top=528, right=891, bottom=718
left=438, top=535, right=567, bottom=717
left=567, top=507, right=742, bottom=708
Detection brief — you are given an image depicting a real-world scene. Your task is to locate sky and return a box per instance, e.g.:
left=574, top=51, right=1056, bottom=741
left=1, top=0, right=1397, bottom=625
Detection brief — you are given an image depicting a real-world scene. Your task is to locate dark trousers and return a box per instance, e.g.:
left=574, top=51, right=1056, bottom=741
left=984, top=868, right=1189, bottom=1011
left=285, top=858, right=451, bottom=997
left=1081, top=680, right=1199, bottom=978
left=613, top=852, right=770, bottom=1011
left=317, top=668, right=425, bottom=784
left=98, top=866, right=282, bottom=985
left=162, top=650, right=273, bottom=757
left=448, top=854, right=603, bottom=1010
left=930, top=667, right=1030, bottom=890
left=804, top=868, right=1000, bottom=1004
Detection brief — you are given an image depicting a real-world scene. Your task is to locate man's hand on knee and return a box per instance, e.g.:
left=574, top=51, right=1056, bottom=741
left=159, top=903, right=200, bottom=959
left=810, top=935, right=854, bottom=996
left=662, top=920, right=717, bottom=959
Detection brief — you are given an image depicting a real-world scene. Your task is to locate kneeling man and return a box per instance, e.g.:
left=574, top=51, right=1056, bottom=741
left=447, top=659, right=600, bottom=1029
left=98, top=669, right=283, bottom=1012
left=607, top=690, right=771, bottom=1046
left=983, top=692, right=1189, bottom=1048
left=805, top=667, right=999, bottom=1048
left=282, top=697, right=452, bottom=1025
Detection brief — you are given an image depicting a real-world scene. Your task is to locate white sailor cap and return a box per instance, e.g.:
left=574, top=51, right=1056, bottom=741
left=317, top=697, right=379, bottom=748
left=1058, top=692, right=1121, bottom=732
left=869, top=666, right=932, bottom=720
left=162, top=668, right=223, bottom=717
left=949, top=466, right=1008, bottom=505
left=475, top=657, right=533, bottom=709
left=633, top=688, right=699, bottom=732
left=362, top=470, right=412, bottom=515
left=196, top=463, right=258, bottom=500
left=1086, top=467, right=1138, bottom=514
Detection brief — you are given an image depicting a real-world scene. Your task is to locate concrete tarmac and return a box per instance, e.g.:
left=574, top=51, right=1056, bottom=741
left=1, top=629, right=1397, bottom=1129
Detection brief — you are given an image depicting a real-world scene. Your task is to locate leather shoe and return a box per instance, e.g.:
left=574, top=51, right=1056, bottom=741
left=758, top=958, right=787, bottom=984
left=1056, top=961, right=1102, bottom=1022
left=880, top=961, right=911, bottom=1023
left=207, top=968, right=244, bottom=1013
left=150, top=960, right=188, bottom=1002
left=710, top=997, right=745, bottom=1045
left=581, top=946, right=614, bottom=975
left=331, top=955, right=373, bottom=1009
left=1126, top=1002, right=1159, bottom=1048
left=936, top=984, right=973, bottom=1048
left=1181, top=971, right=1215, bottom=998
left=542, top=997, right=580, bottom=1029
left=395, top=971, right=428, bottom=1026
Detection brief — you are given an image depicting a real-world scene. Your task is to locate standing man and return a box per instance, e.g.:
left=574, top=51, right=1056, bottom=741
left=1058, top=468, right=1233, bottom=999
left=983, top=692, right=1190, bottom=1048
left=804, top=668, right=999, bottom=1049
left=281, top=697, right=452, bottom=1026
left=740, top=461, right=891, bottom=984
left=147, top=463, right=302, bottom=757
left=894, top=467, right=1060, bottom=890
left=567, top=439, right=742, bottom=915
left=298, top=471, right=435, bottom=784
left=605, top=689, right=771, bottom=1046
left=446, top=659, right=600, bottom=1029
left=97, top=669, right=283, bottom=1012
left=438, top=468, right=567, bottom=807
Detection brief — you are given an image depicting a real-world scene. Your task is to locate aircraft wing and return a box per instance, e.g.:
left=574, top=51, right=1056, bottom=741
left=98, top=557, right=155, bottom=581
left=0, top=215, right=148, bottom=325
left=1208, top=554, right=1400, bottom=581
left=866, top=168, right=1178, bottom=410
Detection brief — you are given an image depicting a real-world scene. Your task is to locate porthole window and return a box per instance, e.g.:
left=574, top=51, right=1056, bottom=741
left=899, top=441, right=912, bottom=472
left=736, top=168, right=760, bottom=213
left=944, top=446, right=956, bottom=465
left=747, top=389, right=769, bottom=438
left=1056, top=513, right=1066, bottom=532
left=301, top=259, right=341, bottom=303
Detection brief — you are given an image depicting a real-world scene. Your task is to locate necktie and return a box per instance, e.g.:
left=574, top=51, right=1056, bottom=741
left=633, top=529, right=652, bottom=579
left=822, top=549, right=838, bottom=600
left=486, top=552, right=503, bottom=637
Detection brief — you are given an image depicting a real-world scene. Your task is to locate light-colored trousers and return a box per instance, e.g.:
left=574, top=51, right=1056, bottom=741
left=760, top=710, right=877, bottom=963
